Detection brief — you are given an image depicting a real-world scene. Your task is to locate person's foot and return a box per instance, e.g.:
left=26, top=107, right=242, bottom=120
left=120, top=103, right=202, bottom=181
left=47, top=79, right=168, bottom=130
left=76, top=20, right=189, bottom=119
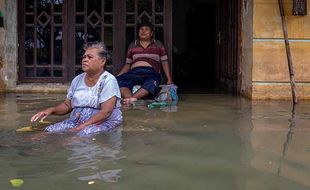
left=122, top=97, right=138, bottom=105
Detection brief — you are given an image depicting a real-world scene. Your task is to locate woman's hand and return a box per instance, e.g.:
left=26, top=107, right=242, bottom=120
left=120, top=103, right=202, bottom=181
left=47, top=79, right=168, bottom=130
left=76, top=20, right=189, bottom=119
left=30, top=99, right=72, bottom=122
left=166, top=78, right=173, bottom=85
left=69, top=125, right=85, bottom=132
left=30, top=108, right=54, bottom=122
left=69, top=97, right=116, bottom=133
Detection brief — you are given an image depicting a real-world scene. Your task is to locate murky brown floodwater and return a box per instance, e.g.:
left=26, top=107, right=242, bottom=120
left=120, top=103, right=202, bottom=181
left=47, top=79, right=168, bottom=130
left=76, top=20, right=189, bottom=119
left=0, top=93, right=310, bottom=190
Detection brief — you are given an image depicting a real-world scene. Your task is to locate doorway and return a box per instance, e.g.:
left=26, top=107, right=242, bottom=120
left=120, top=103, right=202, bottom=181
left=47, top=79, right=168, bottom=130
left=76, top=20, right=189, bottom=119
left=172, top=0, right=240, bottom=93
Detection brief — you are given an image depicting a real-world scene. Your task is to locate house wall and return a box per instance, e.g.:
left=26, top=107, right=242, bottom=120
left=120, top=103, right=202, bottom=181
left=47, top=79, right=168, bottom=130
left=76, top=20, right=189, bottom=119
left=253, top=0, right=310, bottom=100
left=0, top=0, right=5, bottom=91
left=0, top=0, right=17, bottom=92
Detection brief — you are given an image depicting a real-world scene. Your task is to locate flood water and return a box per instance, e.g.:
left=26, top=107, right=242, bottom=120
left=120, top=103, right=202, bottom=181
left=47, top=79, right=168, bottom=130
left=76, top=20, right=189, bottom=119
left=0, top=93, right=310, bottom=190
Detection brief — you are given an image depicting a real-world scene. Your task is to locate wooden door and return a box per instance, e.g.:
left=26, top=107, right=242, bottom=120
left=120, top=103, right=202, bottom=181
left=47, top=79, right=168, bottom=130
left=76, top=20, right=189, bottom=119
left=215, top=0, right=240, bottom=92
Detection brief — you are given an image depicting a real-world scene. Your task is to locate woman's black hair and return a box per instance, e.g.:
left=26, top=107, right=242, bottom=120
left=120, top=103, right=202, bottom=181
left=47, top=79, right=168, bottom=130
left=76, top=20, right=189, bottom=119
left=137, top=21, right=154, bottom=32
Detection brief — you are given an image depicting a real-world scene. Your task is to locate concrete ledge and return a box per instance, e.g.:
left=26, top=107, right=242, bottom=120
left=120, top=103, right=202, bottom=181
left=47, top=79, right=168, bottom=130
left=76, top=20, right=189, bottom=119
left=6, top=83, right=69, bottom=93
left=252, top=82, right=310, bottom=100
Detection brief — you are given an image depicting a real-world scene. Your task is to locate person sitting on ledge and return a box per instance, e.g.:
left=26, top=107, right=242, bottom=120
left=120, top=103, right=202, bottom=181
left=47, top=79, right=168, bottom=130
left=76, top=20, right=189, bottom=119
left=116, top=21, right=173, bottom=105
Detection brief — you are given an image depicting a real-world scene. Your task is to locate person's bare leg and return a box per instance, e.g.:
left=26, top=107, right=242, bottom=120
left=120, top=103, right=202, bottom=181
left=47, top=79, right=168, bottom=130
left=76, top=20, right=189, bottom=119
left=133, top=88, right=149, bottom=99
left=122, top=88, right=149, bottom=104
left=120, top=87, right=132, bottom=98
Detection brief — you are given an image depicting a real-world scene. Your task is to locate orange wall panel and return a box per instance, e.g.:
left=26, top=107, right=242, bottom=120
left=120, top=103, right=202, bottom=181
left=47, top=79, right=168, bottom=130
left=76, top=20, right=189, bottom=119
left=254, top=0, right=310, bottom=39
left=253, top=41, right=310, bottom=82
left=253, top=41, right=288, bottom=82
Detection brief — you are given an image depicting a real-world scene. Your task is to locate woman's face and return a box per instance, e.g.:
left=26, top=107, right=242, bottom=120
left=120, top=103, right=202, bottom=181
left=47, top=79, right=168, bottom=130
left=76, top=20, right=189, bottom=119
left=139, top=26, right=153, bottom=41
left=82, top=48, right=105, bottom=73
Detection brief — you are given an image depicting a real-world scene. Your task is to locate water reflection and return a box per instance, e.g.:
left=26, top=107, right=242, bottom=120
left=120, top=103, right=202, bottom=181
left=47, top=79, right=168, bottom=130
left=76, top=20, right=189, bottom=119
left=277, top=104, right=296, bottom=175
left=0, top=128, right=124, bottom=187
left=249, top=101, right=310, bottom=189
left=65, top=127, right=123, bottom=183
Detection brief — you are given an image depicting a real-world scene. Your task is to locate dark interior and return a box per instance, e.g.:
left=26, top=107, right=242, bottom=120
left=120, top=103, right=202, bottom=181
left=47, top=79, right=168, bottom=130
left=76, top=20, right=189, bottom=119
left=172, top=0, right=241, bottom=94
left=173, top=0, right=217, bottom=93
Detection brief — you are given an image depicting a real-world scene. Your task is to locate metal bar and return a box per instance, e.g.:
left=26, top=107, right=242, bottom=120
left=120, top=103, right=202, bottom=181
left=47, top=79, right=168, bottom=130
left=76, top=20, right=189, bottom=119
left=34, top=0, right=37, bottom=77
left=51, top=2, right=54, bottom=76
left=278, top=0, right=298, bottom=104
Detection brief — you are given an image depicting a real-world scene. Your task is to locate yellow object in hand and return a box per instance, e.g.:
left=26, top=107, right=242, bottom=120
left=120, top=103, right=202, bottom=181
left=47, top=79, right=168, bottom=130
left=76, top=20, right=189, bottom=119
left=16, top=120, right=52, bottom=132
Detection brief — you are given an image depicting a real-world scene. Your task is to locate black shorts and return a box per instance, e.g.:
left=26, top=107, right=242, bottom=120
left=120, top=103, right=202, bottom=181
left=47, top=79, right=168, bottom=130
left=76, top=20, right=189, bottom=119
left=117, top=67, right=162, bottom=95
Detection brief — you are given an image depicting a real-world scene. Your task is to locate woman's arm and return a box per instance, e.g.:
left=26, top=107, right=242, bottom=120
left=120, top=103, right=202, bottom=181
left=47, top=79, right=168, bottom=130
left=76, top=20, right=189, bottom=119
left=117, top=63, right=131, bottom=76
left=31, top=99, right=72, bottom=122
left=71, top=96, right=117, bottom=132
left=162, top=63, right=173, bottom=85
